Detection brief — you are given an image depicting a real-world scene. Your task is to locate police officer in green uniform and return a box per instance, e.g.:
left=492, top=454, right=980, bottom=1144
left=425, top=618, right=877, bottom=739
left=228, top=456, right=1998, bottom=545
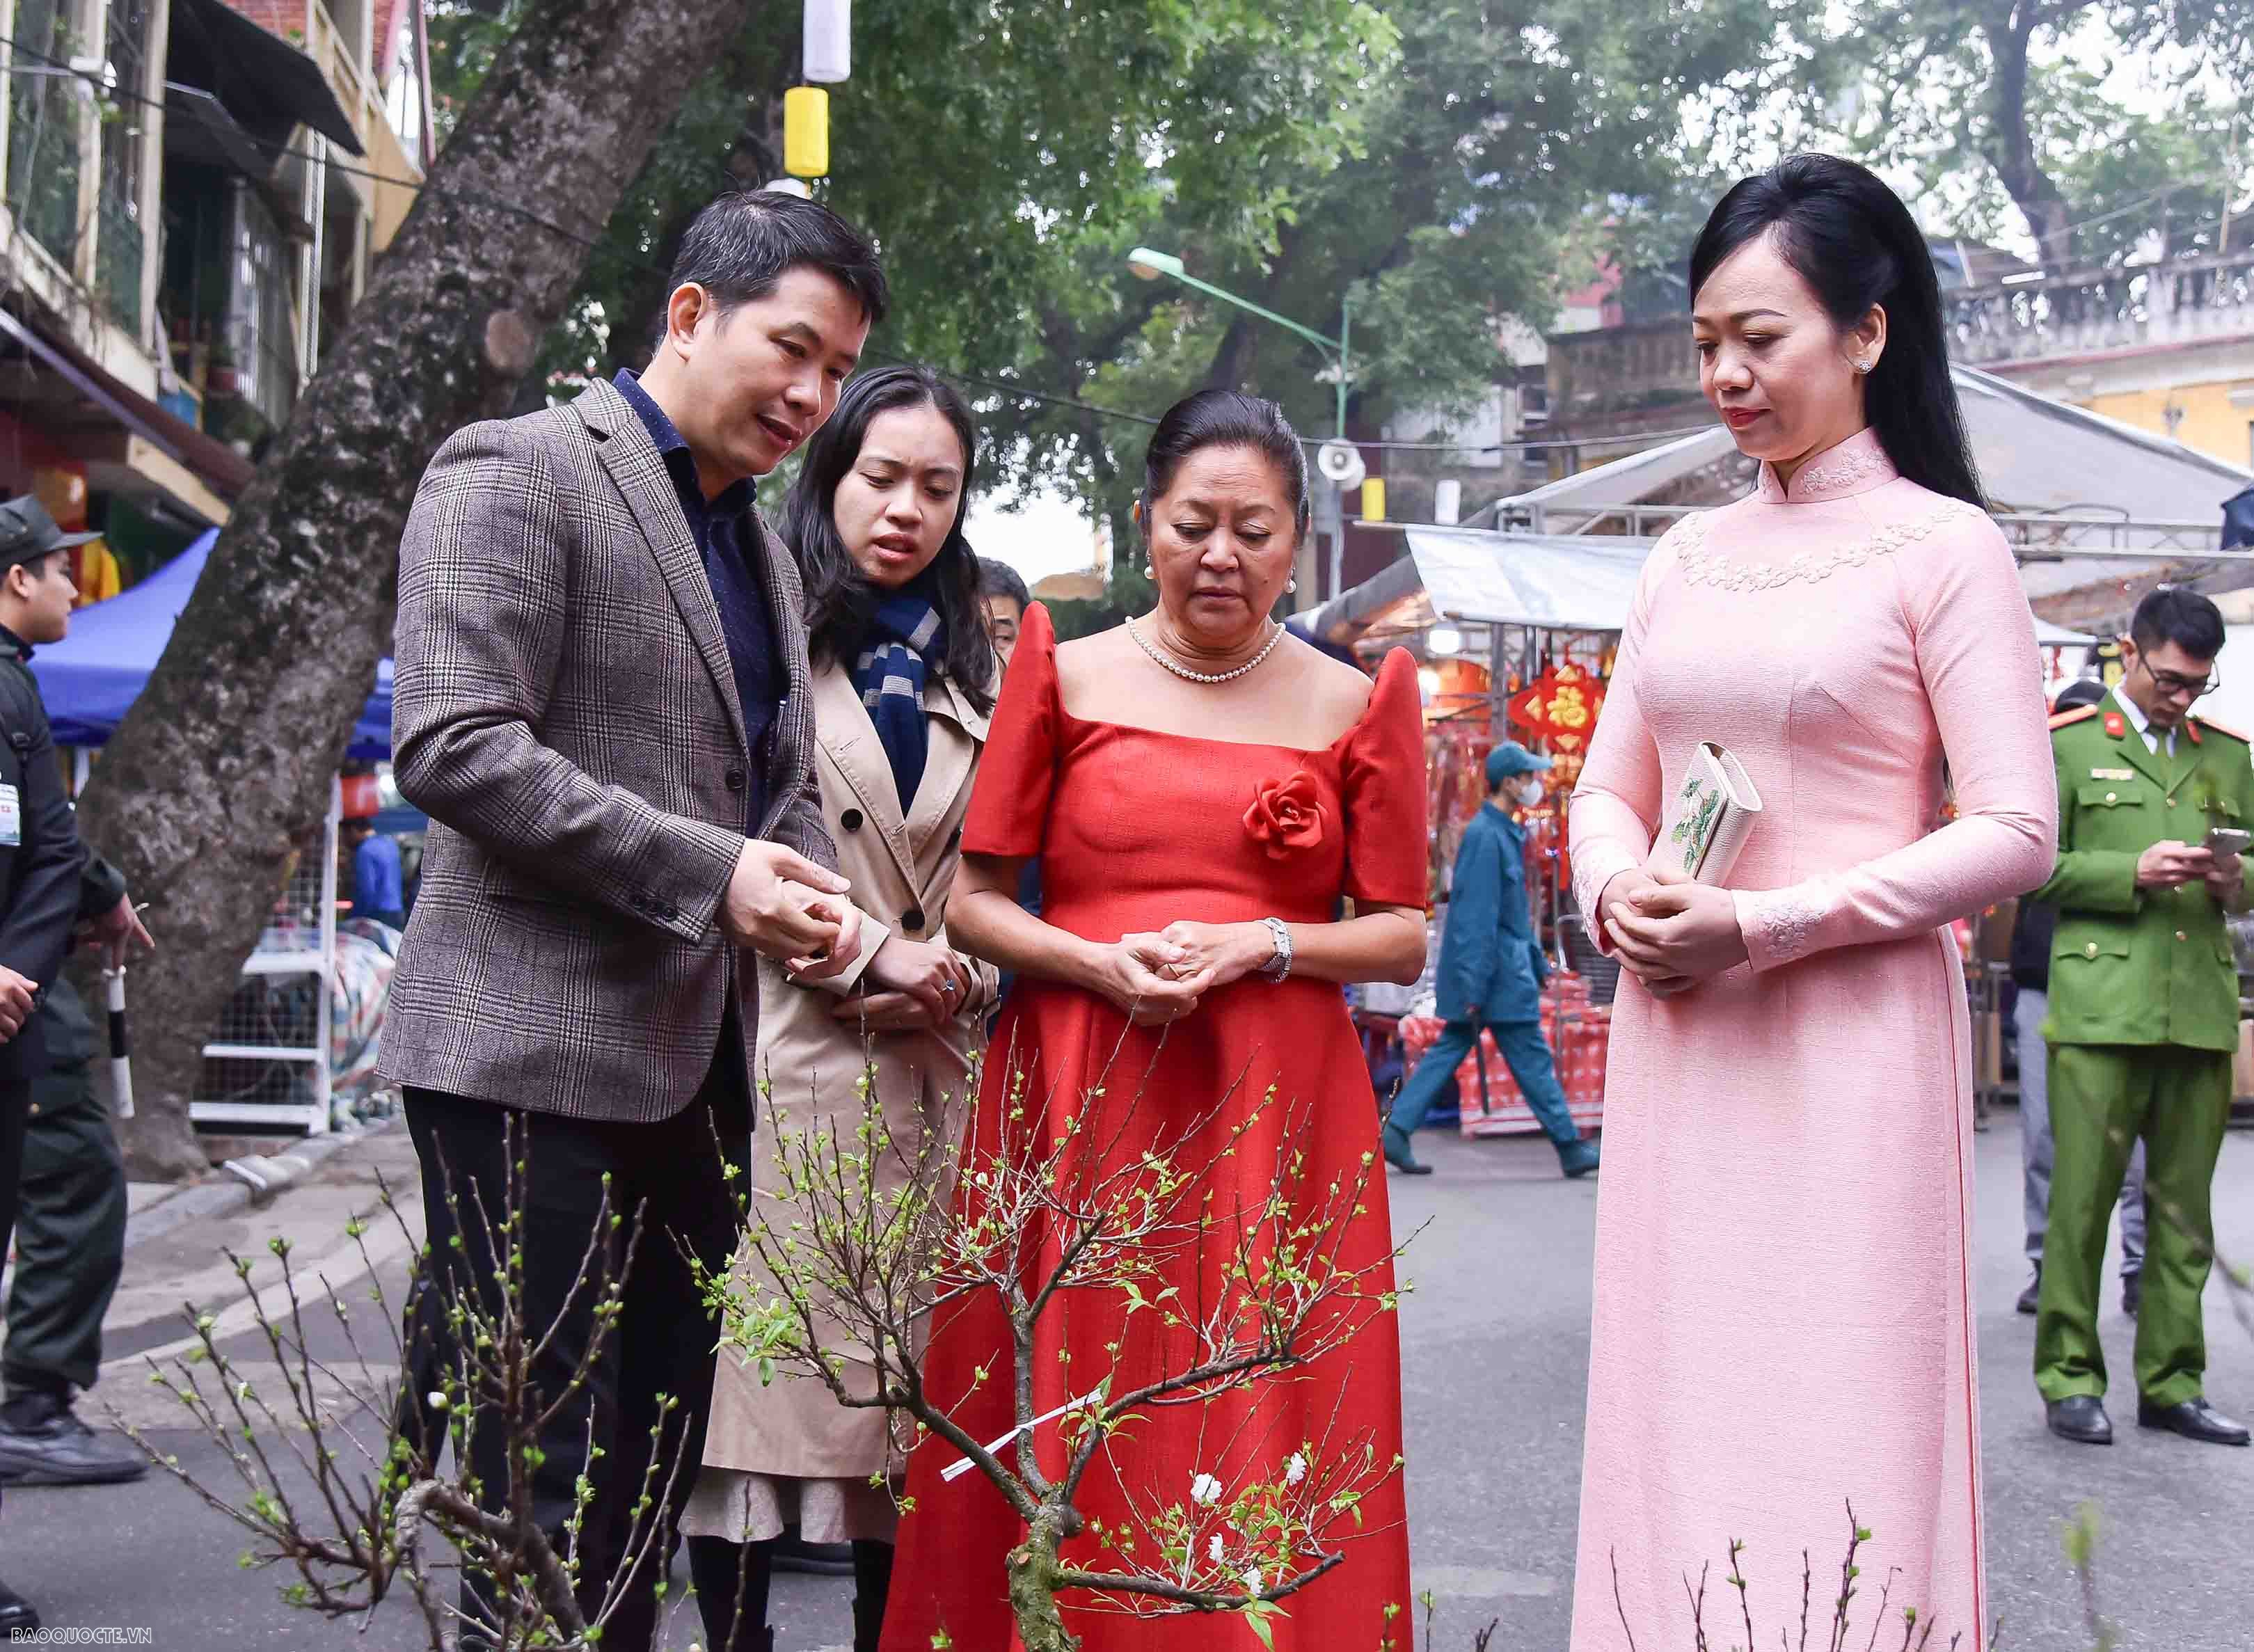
left=0, top=502, right=154, bottom=1502
left=2031, top=587, right=2253, bottom=1447
left=0, top=496, right=105, bottom=1633
left=0, top=857, right=146, bottom=1486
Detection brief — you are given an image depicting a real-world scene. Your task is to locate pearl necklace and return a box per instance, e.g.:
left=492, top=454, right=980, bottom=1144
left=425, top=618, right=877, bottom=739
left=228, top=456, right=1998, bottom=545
left=1127, top=617, right=1285, bottom=685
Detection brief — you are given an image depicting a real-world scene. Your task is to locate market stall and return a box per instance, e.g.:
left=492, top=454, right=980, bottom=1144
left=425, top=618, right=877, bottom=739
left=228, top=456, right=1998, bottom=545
left=1329, top=518, right=2121, bottom=1139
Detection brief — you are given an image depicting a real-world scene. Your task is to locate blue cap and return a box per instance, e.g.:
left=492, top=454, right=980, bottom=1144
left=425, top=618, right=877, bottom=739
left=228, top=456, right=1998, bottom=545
left=1486, top=742, right=1553, bottom=786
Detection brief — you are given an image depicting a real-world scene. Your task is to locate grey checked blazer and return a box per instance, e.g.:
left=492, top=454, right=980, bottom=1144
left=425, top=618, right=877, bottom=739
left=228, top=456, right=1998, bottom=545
left=380, top=378, right=835, bottom=1122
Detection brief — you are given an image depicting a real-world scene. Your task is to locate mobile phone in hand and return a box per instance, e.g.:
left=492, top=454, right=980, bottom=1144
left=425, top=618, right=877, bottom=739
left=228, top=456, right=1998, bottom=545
left=2202, top=826, right=2252, bottom=857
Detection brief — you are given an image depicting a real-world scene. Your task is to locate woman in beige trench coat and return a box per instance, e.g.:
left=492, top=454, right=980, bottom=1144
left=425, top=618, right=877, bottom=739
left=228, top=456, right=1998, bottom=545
left=684, top=367, right=1000, bottom=1652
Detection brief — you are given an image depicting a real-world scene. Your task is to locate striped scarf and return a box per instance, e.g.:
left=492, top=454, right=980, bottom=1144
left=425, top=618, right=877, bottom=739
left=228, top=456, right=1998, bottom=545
left=852, top=594, right=944, bottom=813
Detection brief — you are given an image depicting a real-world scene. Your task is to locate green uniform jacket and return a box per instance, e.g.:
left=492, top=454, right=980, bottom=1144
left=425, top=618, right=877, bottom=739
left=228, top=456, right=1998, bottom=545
left=2031, top=688, right=2254, bottom=1051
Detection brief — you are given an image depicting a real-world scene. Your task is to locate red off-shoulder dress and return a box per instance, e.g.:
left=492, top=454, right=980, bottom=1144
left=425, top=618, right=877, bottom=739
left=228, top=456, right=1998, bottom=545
left=881, top=604, right=1427, bottom=1652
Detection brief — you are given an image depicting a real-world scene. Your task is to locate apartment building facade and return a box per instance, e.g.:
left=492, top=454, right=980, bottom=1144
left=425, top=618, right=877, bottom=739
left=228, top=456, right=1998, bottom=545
left=0, top=0, right=428, bottom=585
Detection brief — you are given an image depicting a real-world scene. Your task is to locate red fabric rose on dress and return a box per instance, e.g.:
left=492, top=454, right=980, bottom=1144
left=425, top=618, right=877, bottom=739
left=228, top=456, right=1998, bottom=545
left=1244, top=770, right=1328, bottom=861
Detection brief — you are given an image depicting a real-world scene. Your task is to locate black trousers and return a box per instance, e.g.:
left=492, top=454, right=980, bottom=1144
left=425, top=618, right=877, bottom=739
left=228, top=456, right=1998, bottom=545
left=404, top=1066, right=747, bottom=1652
left=0, top=1074, right=30, bottom=1521
left=3, top=983, right=128, bottom=1399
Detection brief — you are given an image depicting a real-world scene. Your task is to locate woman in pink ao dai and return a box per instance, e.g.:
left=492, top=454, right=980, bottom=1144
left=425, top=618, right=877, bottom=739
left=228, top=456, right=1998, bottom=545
left=1565, top=156, right=2057, bottom=1650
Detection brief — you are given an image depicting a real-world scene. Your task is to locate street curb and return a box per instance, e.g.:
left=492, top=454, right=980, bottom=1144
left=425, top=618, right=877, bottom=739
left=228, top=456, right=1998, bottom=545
left=122, top=1115, right=399, bottom=1255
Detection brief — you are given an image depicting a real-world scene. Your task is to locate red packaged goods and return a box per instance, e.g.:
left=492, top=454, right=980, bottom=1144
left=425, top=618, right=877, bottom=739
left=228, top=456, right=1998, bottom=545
left=1397, top=978, right=1609, bottom=1139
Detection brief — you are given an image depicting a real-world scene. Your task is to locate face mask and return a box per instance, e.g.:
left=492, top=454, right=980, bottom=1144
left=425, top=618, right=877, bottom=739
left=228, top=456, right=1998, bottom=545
left=1512, top=775, right=1546, bottom=807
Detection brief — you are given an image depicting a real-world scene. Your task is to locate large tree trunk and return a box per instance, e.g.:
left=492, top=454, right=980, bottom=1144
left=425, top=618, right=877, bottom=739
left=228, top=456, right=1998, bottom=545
left=601, top=72, right=791, bottom=379
left=1981, top=3, right=2083, bottom=265
left=79, top=0, right=765, bottom=1178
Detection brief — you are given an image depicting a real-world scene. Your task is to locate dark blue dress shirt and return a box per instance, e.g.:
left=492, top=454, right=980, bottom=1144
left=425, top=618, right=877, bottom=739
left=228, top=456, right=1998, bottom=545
left=613, top=370, right=784, bottom=829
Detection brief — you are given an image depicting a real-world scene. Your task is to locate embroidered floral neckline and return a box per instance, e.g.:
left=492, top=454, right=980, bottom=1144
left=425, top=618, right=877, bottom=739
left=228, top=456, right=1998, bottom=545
left=1754, top=428, right=1900, bottom=504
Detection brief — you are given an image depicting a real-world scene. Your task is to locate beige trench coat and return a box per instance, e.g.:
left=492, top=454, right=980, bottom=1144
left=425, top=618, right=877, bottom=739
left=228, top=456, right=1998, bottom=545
left=703, top=661, right=995, bottom=1482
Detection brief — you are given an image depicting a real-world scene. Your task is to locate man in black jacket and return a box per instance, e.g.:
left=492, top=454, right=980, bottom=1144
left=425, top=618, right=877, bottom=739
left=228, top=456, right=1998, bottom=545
left=0, top=497, right=109, bottom=1634
left=2012, top=675, right=2145, bottom=1317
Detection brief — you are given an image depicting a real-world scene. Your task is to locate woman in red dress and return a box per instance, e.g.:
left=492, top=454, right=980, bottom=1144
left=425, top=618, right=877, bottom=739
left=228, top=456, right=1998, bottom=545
left=881, top=390, right=1428, bottom=1652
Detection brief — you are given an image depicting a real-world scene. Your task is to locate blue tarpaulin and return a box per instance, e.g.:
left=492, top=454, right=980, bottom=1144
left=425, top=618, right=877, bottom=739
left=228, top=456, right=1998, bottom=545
left=25, top=529, right=394, bottom=758
left=2226, top=484, right=2254, bottom=551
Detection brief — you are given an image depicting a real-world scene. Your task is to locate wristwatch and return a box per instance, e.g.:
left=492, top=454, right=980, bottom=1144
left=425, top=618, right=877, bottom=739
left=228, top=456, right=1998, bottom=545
left=1257, top=916, right=1294, bottom=983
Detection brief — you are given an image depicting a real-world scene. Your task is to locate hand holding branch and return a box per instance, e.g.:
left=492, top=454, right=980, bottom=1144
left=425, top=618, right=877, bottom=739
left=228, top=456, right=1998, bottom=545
left=722, top=841, right=859, bottom=974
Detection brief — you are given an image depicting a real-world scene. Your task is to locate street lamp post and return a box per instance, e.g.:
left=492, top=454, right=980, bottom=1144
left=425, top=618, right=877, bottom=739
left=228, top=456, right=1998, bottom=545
left=1125, top=248, right=1351, bottom=438
left=1125, top=248, right=1356, bottom=602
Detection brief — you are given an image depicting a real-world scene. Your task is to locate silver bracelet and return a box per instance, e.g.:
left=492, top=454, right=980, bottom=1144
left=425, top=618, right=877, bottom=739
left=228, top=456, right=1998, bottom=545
left=1257, top=916, right=1294, bottom=982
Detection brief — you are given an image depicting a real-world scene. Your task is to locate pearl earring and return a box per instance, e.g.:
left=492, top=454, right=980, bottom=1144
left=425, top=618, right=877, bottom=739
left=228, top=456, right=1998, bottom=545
left=1143, top=560, right=1154, bottom=578
left=1286, top=577, right=1297, bottom=594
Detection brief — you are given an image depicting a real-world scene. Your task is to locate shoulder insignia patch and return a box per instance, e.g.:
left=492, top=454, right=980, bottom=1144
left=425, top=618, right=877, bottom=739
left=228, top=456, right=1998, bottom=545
left=2049, top=706, right=2102, bottom=731
left=2193, top=714, right=2249, bottom=745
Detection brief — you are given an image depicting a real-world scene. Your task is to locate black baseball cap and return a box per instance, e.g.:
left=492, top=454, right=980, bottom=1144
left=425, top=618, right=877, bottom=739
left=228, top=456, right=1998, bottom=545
left=0, top=495, right=96, bottom=573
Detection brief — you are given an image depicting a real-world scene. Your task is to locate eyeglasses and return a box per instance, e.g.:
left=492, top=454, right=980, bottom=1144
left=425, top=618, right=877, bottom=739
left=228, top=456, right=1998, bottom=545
left=2138, top=658, right=2221, bottom=700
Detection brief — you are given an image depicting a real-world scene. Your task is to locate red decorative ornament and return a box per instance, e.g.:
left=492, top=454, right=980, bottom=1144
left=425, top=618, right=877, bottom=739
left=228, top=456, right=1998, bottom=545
left=1506, top=662, right=1607, bottom=787
left=1243, top=770, right=1328, bottom=861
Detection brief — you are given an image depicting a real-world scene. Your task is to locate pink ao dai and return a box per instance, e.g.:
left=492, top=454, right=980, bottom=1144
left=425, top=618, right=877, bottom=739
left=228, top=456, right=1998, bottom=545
left=1566, top=429, right=2058, bottom=1649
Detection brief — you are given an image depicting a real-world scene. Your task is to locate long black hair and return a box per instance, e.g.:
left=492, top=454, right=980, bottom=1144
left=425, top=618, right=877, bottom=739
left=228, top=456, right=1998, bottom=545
left=781, top=364, right=997, bottom=713
left=1140, top=388, right=1312, bottom=541
left=1689, top=153, right=1983, bottom=509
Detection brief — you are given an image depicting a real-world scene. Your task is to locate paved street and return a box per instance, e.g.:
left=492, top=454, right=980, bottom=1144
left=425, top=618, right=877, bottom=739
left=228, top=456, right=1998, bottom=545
left=6, top=1116, right=2250, bottom=1649
left=1394, top=1120, right=2254, bottom=1652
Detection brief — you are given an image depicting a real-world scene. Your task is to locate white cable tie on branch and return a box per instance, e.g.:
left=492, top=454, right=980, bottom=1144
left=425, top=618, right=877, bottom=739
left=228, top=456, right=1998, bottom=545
left=940, top=1385, right=1106, bottom=1483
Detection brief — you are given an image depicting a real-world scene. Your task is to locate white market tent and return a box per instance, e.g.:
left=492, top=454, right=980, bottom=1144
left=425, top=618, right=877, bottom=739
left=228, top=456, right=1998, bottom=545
left=1385, top=525, right=2093, bottom=644
left=1310, top=365, right=2249, bottom=650
left=1505, top=365, right=2246, bottom=527
left=1495, top=365, right=2253, bottom=619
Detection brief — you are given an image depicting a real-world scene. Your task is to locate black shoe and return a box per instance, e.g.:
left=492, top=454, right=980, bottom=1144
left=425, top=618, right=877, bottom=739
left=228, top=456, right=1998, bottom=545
left=2137, top=1396, right=2251, bottom=1446
left=2046, top=1395, right=2113, bottom=1445
left=0, top=1392, right=150, bottom=1486
left=0, top=1578, right=38, bottom=1634
left=2121, top=1271, right=2142, bottom=1319
left=1381, top=1123, right=1431, bottom=1176
left=2016, top=1268, right=2042, bottom=1315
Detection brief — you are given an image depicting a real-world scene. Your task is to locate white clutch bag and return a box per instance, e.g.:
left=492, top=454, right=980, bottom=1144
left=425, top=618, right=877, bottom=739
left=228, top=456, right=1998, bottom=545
left=1651, top=741, right=1763, bottom=884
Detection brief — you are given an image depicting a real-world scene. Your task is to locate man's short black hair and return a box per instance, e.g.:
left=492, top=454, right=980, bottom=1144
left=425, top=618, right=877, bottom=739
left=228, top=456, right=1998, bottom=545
left=2129, top=586, right=2225, bottom=662
left=665, top=189, right=889, bottom=337
left=976, top=555, right=1030, bottom=611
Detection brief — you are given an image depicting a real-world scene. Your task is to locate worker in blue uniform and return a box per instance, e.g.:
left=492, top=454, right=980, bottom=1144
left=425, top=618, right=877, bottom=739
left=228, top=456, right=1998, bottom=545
left=1382, top=741, right=1600, bottom=1180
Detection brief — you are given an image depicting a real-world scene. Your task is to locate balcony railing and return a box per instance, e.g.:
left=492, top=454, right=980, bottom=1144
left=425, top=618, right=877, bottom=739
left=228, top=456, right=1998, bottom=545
left=304, top=0, right=392, bottom=163
left=94, top=180, right=143, bottom=329
left=1946, top=247, right=2254, bottom=366
left=6, top=0, right=85, bottom=270
left=4, top=127, right=81, bottom=270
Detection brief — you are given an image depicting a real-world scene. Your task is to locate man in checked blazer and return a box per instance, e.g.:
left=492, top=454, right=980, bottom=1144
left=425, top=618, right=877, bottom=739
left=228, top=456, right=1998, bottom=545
left=386, top=191, right=930, bottom=1651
